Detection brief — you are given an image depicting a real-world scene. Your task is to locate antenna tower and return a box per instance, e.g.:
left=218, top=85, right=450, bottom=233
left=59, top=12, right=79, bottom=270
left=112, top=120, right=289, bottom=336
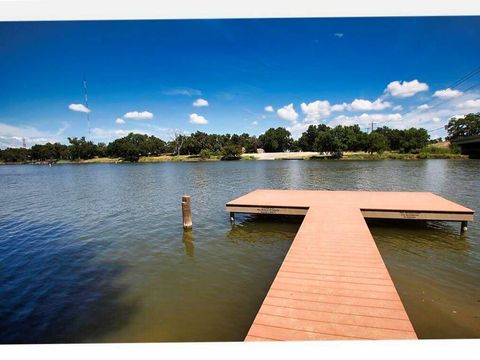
left=83, top=75, right=91, bottom=138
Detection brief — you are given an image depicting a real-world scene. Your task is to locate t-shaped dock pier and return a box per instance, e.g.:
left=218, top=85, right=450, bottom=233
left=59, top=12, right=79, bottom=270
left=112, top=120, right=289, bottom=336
left=226, top=190, right=474, bottom=341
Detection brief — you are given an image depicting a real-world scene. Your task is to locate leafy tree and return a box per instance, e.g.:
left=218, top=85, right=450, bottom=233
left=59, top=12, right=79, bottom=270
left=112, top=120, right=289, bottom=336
left=445, top=113, right=480, bottom=140
left=68, top=137, right=97, bottom=160
left=0, top=147, right=30, bottom=162
left=31, top=142, right=69, bottom=161
left=220, top=144, right=242, bottom=160
left=314, top=131, right=346, bottom=159
left=107, top=133, right=166, bottom=161
left=365, top=132, right=389, bottom=154
left=297, top=124, right=328, bottom=151
left=199, top=149, right=213, bottom=159
left=258, top=127, right=293, bottom=152
left=399, top=128, right=429, bottom=153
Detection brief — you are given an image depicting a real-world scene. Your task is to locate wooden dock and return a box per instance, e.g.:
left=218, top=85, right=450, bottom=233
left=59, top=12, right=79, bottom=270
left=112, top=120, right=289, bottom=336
left=226, top=190, right=474, bottom=341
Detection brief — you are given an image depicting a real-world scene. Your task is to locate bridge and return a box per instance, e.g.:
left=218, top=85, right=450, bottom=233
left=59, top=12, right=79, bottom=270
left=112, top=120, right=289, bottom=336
left=452, top=135, right=480, bottom=158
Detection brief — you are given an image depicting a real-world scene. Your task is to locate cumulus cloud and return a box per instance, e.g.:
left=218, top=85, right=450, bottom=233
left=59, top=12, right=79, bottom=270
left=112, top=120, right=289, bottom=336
left=331, top=103, right=348, bottom=112
left=385, top=80, right=429, bottom=98
left=189, top=113, right=208, bottom=125
left=277, top=103, right=299, bottom=124
left=123, top=111, right=154, bottom=120
left=193, top=98, right=209, bottom=107
left=264, top=105, right=274, bottom=112
left=457, top=98, right=480, bottom=110
left=0, top=122, right=63, bottom=149
left=115, top=118, right=126, bottom=125
left=300, top=100, right=331, bottom=122
left=348, top=98, right=391, bottom=111
left=434, top=88, right=463, bottom=99
left=417, top=104, right=431, bottom=110
left=391, top=92, right=480, bottom=132
left=68, top=103, right=90, bottom=113
left=286, top=122, right=312, bottom=139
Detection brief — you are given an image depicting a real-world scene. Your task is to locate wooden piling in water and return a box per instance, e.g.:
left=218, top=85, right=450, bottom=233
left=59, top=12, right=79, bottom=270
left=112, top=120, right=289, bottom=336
left=182, top=195, right=192, bottom=230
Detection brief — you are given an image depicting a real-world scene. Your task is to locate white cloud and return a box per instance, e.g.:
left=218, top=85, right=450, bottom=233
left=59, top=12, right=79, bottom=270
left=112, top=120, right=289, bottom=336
left=417, top=104, right=431, bottom=110
left=68, top=103, right=90, bottom=113
left=300, top=100, right=331, bottom=122
left=277, top=103, right=299, bottom=124
left=162, top=88, right=202, bottom=96
left=286, top=122, right=311, bottom=139
left=385, top=80, right=429, bottom=98
left=348, top=98, right=391, bottom=111
left=189, top=113, right=208, bottom=125
left=91, top=128, right=131, bottom=138
left=56, top=122, right=70, bottom=136
left=264, top=105, right=274, bottom=112
left=432, top=117, right=441, bottom=123
left=457, top=99, right=480, bottom=110
left=193, top=98, right=209, bottom=107
left=115, top=118, right=126, bottom=125
left=0, top=122, right=64, bottom=149
left=331, top=103, right=348, bottom=112
left=434, top=88, right=463, bottom=99
left=392, top=105, right=403, bottom=111
left=252, top=121, right=258, bottom=125
left=334, top=33, right=344, bottom=38
left=123, top=111, right=154, bottom=120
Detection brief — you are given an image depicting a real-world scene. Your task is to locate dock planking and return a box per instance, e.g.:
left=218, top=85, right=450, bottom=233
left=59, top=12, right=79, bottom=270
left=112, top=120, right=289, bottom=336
left=226, top=190, right=474, bottom=341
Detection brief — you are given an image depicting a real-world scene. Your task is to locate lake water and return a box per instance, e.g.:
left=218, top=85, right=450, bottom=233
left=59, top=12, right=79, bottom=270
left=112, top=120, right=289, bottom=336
left=0, top=160, right=479, bottom=343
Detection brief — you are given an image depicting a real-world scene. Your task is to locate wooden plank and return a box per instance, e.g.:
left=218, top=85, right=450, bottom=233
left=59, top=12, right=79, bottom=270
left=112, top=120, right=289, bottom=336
left=361, top=209, right=474, bottom=221
left=226, top=206, right=474, bottom=221
left=226, top=205, right=308, bottom=216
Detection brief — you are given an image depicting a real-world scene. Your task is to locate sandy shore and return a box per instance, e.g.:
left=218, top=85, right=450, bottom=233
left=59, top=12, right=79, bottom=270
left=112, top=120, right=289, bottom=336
left=242, top=151, right=321, bottom=160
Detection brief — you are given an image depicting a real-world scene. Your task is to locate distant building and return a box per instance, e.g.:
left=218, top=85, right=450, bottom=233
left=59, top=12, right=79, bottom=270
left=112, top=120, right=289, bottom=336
left=257, top=148, right=265, bottom=154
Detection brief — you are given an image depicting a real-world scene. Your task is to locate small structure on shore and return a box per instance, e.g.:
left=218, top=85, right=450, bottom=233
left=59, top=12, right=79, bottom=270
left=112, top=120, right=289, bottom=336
left=226, top=189, right=474, bottom=341
left=452, top=135, right=480, bottom=158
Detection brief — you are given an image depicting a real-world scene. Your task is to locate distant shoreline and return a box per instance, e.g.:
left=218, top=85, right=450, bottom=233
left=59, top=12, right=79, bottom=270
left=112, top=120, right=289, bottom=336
left=0, top=151, right=468, bottom=165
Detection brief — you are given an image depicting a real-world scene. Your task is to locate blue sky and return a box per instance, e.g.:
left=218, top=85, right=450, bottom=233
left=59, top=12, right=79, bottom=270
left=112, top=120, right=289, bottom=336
left=1, top=17, right=480, bottom=148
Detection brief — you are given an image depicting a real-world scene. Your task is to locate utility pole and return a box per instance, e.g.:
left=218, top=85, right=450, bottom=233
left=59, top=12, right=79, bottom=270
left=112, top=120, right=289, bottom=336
left=22, top=137, right=26, bottom=148
left=83, top=75, right=91, bottom=138
left=370, top=121, right=377, bottom=133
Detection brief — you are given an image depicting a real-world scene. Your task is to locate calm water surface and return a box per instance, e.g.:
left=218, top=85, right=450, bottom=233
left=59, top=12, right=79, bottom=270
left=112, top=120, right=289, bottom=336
left=0, top=160, right=479, bottom=342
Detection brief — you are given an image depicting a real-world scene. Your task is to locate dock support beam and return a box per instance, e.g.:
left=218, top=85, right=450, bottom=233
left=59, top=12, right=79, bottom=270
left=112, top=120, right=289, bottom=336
left=230, top=212, right=235, bottom=223
left=461, top=221, right=468, bottom=234
left=182, top=195, right=192, bottom=230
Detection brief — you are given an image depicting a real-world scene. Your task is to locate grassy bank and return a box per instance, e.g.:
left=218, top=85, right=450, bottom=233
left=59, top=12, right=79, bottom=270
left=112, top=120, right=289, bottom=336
left=339, top=151, right=466, bottom=160
left=57, top=155, right=222, bottom=164
left=0, top=148, right=467, bottom=165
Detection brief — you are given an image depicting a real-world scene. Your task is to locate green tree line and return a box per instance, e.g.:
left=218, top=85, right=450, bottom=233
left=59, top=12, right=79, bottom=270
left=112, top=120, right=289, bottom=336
left=2, top=113, right=477, bottom=163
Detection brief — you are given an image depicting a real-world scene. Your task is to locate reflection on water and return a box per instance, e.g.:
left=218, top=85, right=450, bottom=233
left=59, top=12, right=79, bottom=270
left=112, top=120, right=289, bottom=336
left=0, top=159, right=479, bottom=342
left=0, top=218, right=136, bottom=344
left=182, top=231, right=195, bottom=257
